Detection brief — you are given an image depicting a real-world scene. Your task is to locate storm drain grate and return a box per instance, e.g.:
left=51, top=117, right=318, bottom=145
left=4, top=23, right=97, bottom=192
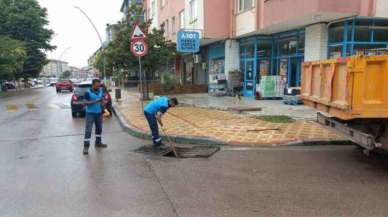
left=134, top=145, right=220, bottom=158
left=134, top=145, right=172, bottom=156
left=164, top=146, right=220, bottom=158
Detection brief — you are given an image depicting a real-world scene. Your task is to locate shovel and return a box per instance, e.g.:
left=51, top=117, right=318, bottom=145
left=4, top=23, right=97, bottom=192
left=160, top=126, right=179, bottom=158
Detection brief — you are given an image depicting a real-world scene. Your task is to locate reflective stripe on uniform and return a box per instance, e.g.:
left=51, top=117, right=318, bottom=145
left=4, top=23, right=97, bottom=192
left=155, top=138, right=162, bottom=142
left=96, top=135, right=102, bottom=138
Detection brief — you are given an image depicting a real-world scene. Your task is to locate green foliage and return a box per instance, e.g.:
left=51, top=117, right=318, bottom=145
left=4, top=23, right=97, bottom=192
left=161, top=71, right=176, bottom=92
left=60, top=70, right=71, bottom=79
left=0, top=0, right=55, bottom=79
left=0, top=36, right=26, bottom=80
left=93, top=4, right=176, bottom=80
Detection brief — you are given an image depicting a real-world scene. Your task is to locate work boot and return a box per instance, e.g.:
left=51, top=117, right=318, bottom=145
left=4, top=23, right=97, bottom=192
left=83, top=147, right=89, bottom=155
left=154, top=142, right=169, bottom=150
left=95, top=143, right=108, bottom=148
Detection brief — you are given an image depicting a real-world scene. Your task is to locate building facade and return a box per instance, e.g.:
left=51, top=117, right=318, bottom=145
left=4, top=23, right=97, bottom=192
left=144, top=0, right=388, bottom=97
left=40, top=59, right=70, bottom=78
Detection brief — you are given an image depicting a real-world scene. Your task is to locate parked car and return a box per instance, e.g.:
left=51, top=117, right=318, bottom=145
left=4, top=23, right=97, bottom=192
left=56, top=80, right=74, bottom=93
left=1, top=82, right=16, bottom=91
left=70, top=82, right=112, bottom=118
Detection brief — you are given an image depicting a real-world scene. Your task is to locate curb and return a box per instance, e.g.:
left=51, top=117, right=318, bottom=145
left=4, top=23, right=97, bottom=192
left=113, top=104, right=228, bottom=146
left=113, top=104, right=351, bottom=148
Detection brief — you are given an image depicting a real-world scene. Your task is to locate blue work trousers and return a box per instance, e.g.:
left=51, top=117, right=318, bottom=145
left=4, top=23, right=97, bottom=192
left=84, top=113, right=103, bottom=147
left=144, top=112, right=162, bottom=145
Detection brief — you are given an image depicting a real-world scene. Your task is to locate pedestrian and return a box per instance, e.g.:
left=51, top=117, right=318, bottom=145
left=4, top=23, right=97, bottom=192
left=144, top=96, right=179, bottom=149
left=83, top=79, right=108, bottom=155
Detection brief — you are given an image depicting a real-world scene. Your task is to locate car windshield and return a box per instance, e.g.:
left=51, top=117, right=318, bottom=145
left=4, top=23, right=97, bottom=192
left=74, top=84, right=92, bottom=95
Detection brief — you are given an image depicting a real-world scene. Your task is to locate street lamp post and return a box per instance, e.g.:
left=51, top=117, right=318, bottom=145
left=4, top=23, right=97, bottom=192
left=74, top=6, right=106, bottom=83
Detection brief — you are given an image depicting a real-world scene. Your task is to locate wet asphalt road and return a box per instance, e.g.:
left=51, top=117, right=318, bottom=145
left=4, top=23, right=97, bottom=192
left=1, top=88, right=388, bottom=217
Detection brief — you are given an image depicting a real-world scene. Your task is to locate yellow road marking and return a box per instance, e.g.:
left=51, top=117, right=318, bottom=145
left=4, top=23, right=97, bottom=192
left=6, top=104, right=18, bottom=112
left=25, top=103, right=38, bottom=111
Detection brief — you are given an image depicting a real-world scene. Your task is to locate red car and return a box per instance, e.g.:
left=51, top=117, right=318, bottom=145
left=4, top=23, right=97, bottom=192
left=56, top=80, right=74, bottom=93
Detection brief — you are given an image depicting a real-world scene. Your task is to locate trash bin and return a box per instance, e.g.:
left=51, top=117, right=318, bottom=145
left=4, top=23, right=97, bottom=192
left=115, top=88, right=121, bottom=101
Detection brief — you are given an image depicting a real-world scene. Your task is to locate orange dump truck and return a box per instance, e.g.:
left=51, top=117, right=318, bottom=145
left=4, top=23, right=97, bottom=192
left=301, top=55, right=388, bottom=152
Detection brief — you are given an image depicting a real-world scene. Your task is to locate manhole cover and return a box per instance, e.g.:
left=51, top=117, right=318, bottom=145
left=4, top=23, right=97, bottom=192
left=165, top=145, right=220, bottom=158
left=134, top=145, right=171, bottom=156
left=134, top=145, right=220, bottom=158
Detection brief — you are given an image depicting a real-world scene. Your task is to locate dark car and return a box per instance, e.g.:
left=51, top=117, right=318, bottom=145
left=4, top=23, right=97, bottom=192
left=70, top=83, right=112, bottom=118
left=1, top=82, right=16, bottom=91
left=56, top=80, right=74, bottom=93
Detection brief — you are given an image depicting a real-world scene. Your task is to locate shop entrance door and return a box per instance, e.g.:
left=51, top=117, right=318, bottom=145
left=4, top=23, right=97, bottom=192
left=243, top=59, right=256, bottom=97
left=287, top=57, right=302, bottom=87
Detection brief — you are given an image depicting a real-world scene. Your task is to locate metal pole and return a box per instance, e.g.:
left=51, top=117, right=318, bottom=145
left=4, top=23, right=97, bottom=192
left=103, top=55, right=107, bottom=84
left=139, top=56, right=144, bottom=110
left=74, top=6, right=106, bottom=82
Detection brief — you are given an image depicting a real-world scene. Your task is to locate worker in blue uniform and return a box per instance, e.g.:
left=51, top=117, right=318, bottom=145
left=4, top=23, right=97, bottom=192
left=83, top=79, right=108, bottom=155
left=144, top=96, right=179, bottom=149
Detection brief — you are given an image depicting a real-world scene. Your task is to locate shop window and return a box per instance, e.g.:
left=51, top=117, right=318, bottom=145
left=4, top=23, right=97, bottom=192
left=328, top=46, right=342, bottom=58
left=209, top=58, right=225, bottom=75
left=246, top=61, right=254, bottom=80
left=353, top=44, right=388, bottom=56
left=278, top=59, right=288, bottom=77
left=257, top=59, right=270, bottom=83
left=241, top=44, right=254, bottom=58
left=279, top=37, right=297, bottom=56
left=355, top=20, right=372, bottom=42
left=298, top=34, right=305, bottom=54
left=373, top=20, right=388, bottom=42
left=257, top=40, right=272, bottom=58
left=329, top=23, right=344, bottom=43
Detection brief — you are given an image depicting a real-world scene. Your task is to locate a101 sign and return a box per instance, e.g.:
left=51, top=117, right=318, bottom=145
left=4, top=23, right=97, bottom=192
left=177, top=31, right=200, bottom=53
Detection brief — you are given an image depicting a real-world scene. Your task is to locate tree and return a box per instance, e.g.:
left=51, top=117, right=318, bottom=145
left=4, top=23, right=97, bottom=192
left=60, top=70, right=71, bottom=80
left=94, top=4, right=176, bottom=98
left=0, top=0, right=55, bottom=79
left=0, top=36, right=26, bottom=81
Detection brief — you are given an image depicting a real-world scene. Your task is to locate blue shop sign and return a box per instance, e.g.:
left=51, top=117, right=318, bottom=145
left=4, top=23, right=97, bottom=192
left=177, top=31, right=200, bottom=53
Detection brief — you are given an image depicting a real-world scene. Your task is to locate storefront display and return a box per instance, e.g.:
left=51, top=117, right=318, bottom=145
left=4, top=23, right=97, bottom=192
left=328, top=18, right=388, bottom=58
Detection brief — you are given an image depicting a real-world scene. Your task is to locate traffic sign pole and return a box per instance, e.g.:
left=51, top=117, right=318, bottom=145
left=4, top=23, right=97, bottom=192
left=138, top=56, right=144, bottom=110
left=130, top=24, right=148, bottom=111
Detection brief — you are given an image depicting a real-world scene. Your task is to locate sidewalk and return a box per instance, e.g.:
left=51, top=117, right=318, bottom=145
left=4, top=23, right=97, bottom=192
left=114, top=89, right=344, bottom=146
left=171, top=93, right=318, bottom=120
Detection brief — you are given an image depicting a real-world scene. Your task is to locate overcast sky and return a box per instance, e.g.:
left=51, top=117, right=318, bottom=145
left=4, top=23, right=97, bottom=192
left=37, top=0, right=123, bottom=68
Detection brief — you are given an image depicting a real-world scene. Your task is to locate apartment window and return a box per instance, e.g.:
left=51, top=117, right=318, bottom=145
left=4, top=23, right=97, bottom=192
left=160, top=0, right=166, bottom=8
left=172, top=17, right=176, bottom=34
left=189, top=0, right=198, bottom=22
left=179, top=10, right=185, bottom=29
left=151, top=0, right=156, bottom=17
left=237, top=0, right=254, bottom=12
left=166, top=19, right=169, bottom=36
left=161, top=22, right=165, bottom=34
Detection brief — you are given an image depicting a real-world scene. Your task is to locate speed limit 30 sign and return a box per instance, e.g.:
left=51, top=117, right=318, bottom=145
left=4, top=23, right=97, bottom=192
left=131, top=39, right=148, bottom=57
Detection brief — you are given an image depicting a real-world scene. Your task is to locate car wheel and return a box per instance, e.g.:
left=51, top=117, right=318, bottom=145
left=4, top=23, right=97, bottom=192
left=72, top=112, right=77, bottom=118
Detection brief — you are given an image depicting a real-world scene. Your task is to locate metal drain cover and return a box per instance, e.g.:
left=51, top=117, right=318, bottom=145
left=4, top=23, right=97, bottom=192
left=134, top=145, right=171, bottom=156
left=134, top=145, right=220, bottom=158
left=166, top=146, right=220, bottom=158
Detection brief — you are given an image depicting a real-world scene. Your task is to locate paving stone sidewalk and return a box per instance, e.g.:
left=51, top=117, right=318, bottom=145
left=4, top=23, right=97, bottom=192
left=114, top=90, right=343, bottom=146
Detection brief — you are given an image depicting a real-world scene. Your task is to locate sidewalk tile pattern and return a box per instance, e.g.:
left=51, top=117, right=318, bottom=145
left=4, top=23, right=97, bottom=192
left=116, top=91, right=342, bottom=145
